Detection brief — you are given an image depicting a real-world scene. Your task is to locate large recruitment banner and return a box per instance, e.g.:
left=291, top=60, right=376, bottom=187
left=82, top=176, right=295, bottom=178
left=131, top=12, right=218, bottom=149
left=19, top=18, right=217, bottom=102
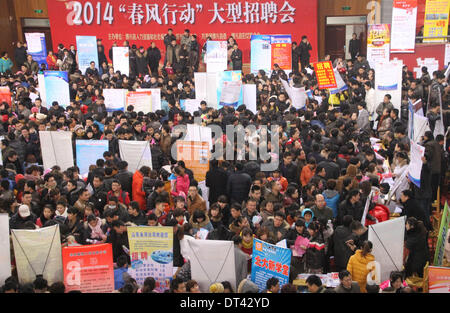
left=423, top=0, right=450, bottom=42
left=44, top=71, right=71, bottom=108
left=46, top=0, right=318, bottom=65
left=391, top=0, right=418, bottom=53
left=127, top=226, right=173, bottom=292
left=126, top=91, right=152, bottom=114
left=25, top=32, right=48, bottom=68
left=76, top=36, right=99, bottom=73
left=62, top=243, right=115, bottom=293
left=251, top=238, right=291, bottom=291
left=76, top=140, right=109, bottom=176
left=367, top=24, right=391, bottom=69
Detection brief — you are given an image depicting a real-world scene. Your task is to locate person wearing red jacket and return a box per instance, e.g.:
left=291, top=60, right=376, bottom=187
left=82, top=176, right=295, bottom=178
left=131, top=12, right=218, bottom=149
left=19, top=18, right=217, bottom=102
left=107, top=180, right=130, bottom=206
left=132, top=166, right=151, bottom=211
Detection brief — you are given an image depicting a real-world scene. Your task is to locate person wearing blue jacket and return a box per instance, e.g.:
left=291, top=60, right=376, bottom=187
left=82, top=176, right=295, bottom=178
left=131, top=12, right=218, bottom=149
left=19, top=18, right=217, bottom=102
left=322, top=179, right=340, bottom=218
left=0, top=52, right=13, bottom=73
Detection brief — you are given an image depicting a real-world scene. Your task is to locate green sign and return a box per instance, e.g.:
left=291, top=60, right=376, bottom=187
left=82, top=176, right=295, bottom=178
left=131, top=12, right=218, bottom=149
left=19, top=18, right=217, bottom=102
left=434, top=202, right=449, bottom=266
left=34, top=9, right=43, bottom=13
left=342, top=6, right=351, bottom=11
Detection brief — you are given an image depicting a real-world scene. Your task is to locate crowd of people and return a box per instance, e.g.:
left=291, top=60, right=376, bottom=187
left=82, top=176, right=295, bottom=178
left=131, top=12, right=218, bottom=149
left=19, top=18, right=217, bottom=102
left=0, top=27, right=449, bottom=294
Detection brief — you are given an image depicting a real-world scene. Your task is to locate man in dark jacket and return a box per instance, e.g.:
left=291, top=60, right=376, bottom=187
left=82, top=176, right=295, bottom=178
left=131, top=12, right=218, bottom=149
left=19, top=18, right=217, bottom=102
left=422, top=131, right=442, bottom=202
left=337, top=189, right=363, bottom=225
left=280, top=152, right=298, bottom=184
left=332, top=215, right=355, bottom=272
left=135, top=47, right=149, bottom=77
left=163, top=29, right=176, bottom=47
left=299, top=35, right=312, bottom=71
left=349, top=33, right=361, bottom=61
left=114, top=161, right=133, bottom=196
left=107, top=220, right=130, bottom=263
left=14, top=42, right=27, bottom=68
left=292, top=42, right=300, bottom=74
left=85, top=61, right=99, bottom=77
left=318, top=152, right=340, bottom=180
left=227, top=163, right=252, bottom=204
left=97, top=40, right=108, bottom=68
left=206, top=160, right=228, bottom=204
left=127, top=201, right=147, bottom=225
left=90, top=175, right=108, bottom=215
left=9, top=204, right=37, bottom=230
left=231, top=43, right=243, bottom=71
left=147, top=42, right=161, bottom=76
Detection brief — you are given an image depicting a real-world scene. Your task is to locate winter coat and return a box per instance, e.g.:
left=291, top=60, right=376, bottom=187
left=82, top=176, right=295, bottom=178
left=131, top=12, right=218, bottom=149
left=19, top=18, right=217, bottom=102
left=338, top=199, right=363, bottom=226
left=106, top=229, right=130, bottom=263
left=311, top=205, right=334, bottom=222
left=262, top=217, right=290, bottom=240
left=227, top=170, right=252, bottom=204
left=165, top=44, right=181, bottom=65
left=346, top=250, right=375, bottom=293
left=147, top=47, right=161, bottom=70
left=401, top=198, right=432, bottom=230
left=336, top=164, right=359, bottom=192
left=405, top=228, right=429, bottom=277
left=322, top=189, right=340, bottom=218
left=234, top=246, right=249, bottom=287
left=132, top=170, right=146, bottom=211
left=89, top=185, right=108, bottom=214
left=334, top=282, right=361, bottom=293
left=14, top=46, right=27, bottom=66
left=332, top=225, right=355, bottom=269
left=0, top=57, right=13, bottom=73
left=424, top=139, right=442, bottom=174
left=127, top=211, right=148, bottom=226
left=187, top=194, right=206, bottom=216
left=206, top=166, right=228, bottom=204
left=190, top=214, right=214, bottom=236
left=305, top=233, right=326, bottom=270
left=300, top=165, right=315, bottom=187
left=298, top=41, right=312, bottom=61
left=318, top=160, right=340, bottom=180
left=264, top=191, right=284, bottom=206
left=9, top=212, right=37, bottom=230
left=135, top=50, right=149, bottom=76
left=24, top=60, right=39, bottom=73
left=115, top=169, right=133, bottom=196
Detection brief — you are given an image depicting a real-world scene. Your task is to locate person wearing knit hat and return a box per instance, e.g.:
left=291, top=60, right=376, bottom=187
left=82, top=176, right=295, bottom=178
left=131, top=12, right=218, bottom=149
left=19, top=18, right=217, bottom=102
left=209, top=282, right=224, bottom=293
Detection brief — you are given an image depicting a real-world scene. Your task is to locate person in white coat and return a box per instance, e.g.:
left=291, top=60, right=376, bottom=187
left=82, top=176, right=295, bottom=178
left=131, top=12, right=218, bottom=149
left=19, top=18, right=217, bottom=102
left=364, top=81, right=377, bottom=119
left=392, top=152, right=409, bottom=201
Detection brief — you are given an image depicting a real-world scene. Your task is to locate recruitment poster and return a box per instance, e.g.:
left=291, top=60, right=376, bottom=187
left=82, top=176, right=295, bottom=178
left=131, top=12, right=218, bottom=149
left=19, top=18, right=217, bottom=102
left=250, top=35, right=272, bottom=74
left=62, top=243, right=114, bottom=293
left=11, top=225, right=63, bottom=285
left=313, top=61, right=337, bottom=89
left=329, top=68, right=349, bottom=94
left=176, top=141, right=210, bottom=182
left=127, top=226, right=173, bottom=292
left=76, top=140, right=109, bottom=176
left=44, top=71, right=71, bottom=108
left=217, top=71, right=243, bottom=109
left=391, top=0, right=418, bottom=53
left=367, top=24, right=391, bottom=68
left=118, top=140, right=153, bottom=172
left=434, top=202, right=449, bottom=266
left=423, top=0, right=450, bottom=42
left=428, top=266, right=450, bottom=292
left=407, top=141, right=425, bottom=187
left=113, top=46, right=130, bottom=76
left=251, top=238, right=291, bottom=291
left=206, top=41, right=228, bottom=73
left=24, top=32, right=47, bottom=68
left=126, top=91, right=152, bottom=114
left=104, top=88, right=127, bottom=112
left=375, top=60, right=403, bottom=113
left=219, top=81, right=242, bottom=107
left=0, top=86, right=12, bottom=107
left=39, top=131, right=74, bottom=171
left=271, top=35, right=292, bottom=71
left=76, top=36, right=99, bottom=74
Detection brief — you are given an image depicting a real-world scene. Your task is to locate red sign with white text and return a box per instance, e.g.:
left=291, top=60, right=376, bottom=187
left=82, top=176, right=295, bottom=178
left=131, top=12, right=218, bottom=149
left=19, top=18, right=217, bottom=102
left=313, top=61, right=337, bottom=89
left=46, top=0, right=318, bottom=66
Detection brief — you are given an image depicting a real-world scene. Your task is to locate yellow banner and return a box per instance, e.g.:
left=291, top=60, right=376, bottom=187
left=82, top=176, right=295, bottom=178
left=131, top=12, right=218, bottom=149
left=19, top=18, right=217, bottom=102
left=424, top=0, right=450, bottom=42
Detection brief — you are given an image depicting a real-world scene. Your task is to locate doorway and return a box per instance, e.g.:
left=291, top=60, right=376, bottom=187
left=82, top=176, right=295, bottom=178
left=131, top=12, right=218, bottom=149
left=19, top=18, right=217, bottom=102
left=325, top=25, right=346, bottom=61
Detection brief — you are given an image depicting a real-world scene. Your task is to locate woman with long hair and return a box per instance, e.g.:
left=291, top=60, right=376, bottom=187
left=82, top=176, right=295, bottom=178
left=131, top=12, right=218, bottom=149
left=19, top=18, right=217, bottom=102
left=346, top=240, right=375, bottom=293
left=404, top=217, right=429, bottom=278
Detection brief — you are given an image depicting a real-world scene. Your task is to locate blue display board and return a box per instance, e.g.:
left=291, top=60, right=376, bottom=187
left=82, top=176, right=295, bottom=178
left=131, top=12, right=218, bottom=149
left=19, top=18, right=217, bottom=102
left=76, top=36, right=99, bottom=74
left=76, top=140, right=109, bottom=176
left=44, top=71, right=70, bottom=108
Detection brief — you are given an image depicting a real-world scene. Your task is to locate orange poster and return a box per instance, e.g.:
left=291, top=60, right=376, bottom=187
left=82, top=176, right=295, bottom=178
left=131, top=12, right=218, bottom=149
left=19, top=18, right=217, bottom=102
left=271, top=43, right=292, bottom=71
left=62, top=243, right=115, bottom=293
left=428, top=266, right=450, bottom=293
left=313, top=61, right=337, bottom=89
left=177, top=140, right=210, bottom=182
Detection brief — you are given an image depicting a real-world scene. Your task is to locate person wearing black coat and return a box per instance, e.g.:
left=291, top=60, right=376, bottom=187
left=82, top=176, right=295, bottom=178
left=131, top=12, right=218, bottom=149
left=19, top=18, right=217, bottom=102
left=9, top=205, right=37, bottom=230
left=147, top=43, right=161, bottom=76
left=227, top=163, right=252, bottom=204
left=231, top=44, right=243, bottom=71
left=337, top=190, right=363, bottom=226
left=89, top=177, right=108, bottom=215
left=14, top=42, right=27, bottom=68
left=349, top=33, right=361, bottom=61
left=114, top=162, right=134, bottom=196
left=404, top=217, right=429, bottom=277
left=292, top=42, right=300, bottom=74
left=332, top=215, right=355, bottom=272
left=298, top=36, right=312, bottom=71
left=106, top=220, right=130, bottom=263
left=97, top=43, right=108, bottom=69
left=135, top=47, right=149, bottom=77
left=412, top=154, right=433, bottom=223
left=400, top=190, right=432, bottom=230
left=206, top=160, right=228, bottom=204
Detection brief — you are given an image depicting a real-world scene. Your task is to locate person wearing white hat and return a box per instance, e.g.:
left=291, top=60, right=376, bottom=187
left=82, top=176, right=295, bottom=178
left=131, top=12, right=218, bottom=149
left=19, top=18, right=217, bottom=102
left=9, top=204, right=37, bottom=230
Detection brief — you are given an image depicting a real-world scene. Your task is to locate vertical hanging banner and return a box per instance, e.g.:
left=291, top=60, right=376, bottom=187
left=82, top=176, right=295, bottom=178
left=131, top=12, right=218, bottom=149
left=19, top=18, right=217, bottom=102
left=176, top=141, right=210, bottom=182
left=76, top=140, right=109, bottom=176
left=206, top=41, right=228, bottom=73
left=0, top=86, right=12, bottom=107
left=407, top=141, right=425, bottom=187
left=126, top=91, right=152, bottom=114
left=113, top=46, right=129, bottom=76
left=127, top=226, right=173, bottom=292
left=11, top=225, right=63, bottom=285
left=313, top=61, right=337, bottom=89
left=44, top=71, right=71, bottom=108
left=423, top=0, right=450, bottom=42
left=434, top=202, right=449, bottom=266
left=0, top=214, right=11, bottom=285
left=271, top=35, right=292, bottom=72
left=118, top=140, right=153, bottom=172
left=250, top=35, right=272, bottom=74
left=251, top=238, right=291, bottom=291
left=375, top=60, right=403, bottom=113
left=367, top=24, right=391, bottom=69
left=76, top=36, right=99, bottom=74
left=39, top=131, right=74, bottom=171
left=428, top=266, right=450, bottom=292
left=391, top=0, right=418, bottom=53
left=25, top=32, right=47, bottom=68
left=104, top=88, right=127, bottom=112
left=62, top=243, right=114, bottom=293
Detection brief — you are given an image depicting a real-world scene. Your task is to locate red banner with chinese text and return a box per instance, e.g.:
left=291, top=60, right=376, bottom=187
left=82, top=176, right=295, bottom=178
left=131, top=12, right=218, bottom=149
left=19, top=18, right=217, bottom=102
left=46, top=0, right=318, bottom=66
left=271, top=42, right=292, bottom=70
left=313, top=61, right=337, bottom=89
left=62, top=243, right=115, bottom=293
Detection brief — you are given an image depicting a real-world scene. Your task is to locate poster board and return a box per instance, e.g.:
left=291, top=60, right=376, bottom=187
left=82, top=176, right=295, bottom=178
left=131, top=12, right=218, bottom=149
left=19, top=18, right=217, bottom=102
left=250, top=35, right=272, bottom=74
left=375, top=60, right=403, bottom=113
left=367, top=24, right=391, bottom=69
left=37, top=74, right=47, bottom=108
left=391, top=0, right=418, bottom=53
left=126, top=91, right=152, bottom=114
left=313, top=61, right=337, bottom=89
left=11, top=225, right=63, bottom=285
left=104, top=88, right=127, bottom=112
left=176, top=141, right=210, bottom=182
left=25, top=32, right=47, bottom=68
left=62, top=243, right=114, bottom=293
left=44, top=71, right=70, bottom=108
left=423, top=0, right=450, bottom=43
left=118, top=140, right=153, bottom=172
left=76, top=36, right=99, bottom=74
left=0, top=214, right=11, bottom=285
left=270, top=35, right=292, bottom=71
left=76, top=140, right=109, bottom=176
left=206, top=41, right=228, bottom=73
left=407, top=141, right=425, bottom=188
left=243, top=84, right=257, bottom=113
left=39, top=131, right=74, bottom=171
left=113, top=46, right=129, bottom=76
left=428, top=266, right=450, bottom=293
left=434, top=202, right=449, bottom=266
left=127, top=226, right=173, bottom=292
